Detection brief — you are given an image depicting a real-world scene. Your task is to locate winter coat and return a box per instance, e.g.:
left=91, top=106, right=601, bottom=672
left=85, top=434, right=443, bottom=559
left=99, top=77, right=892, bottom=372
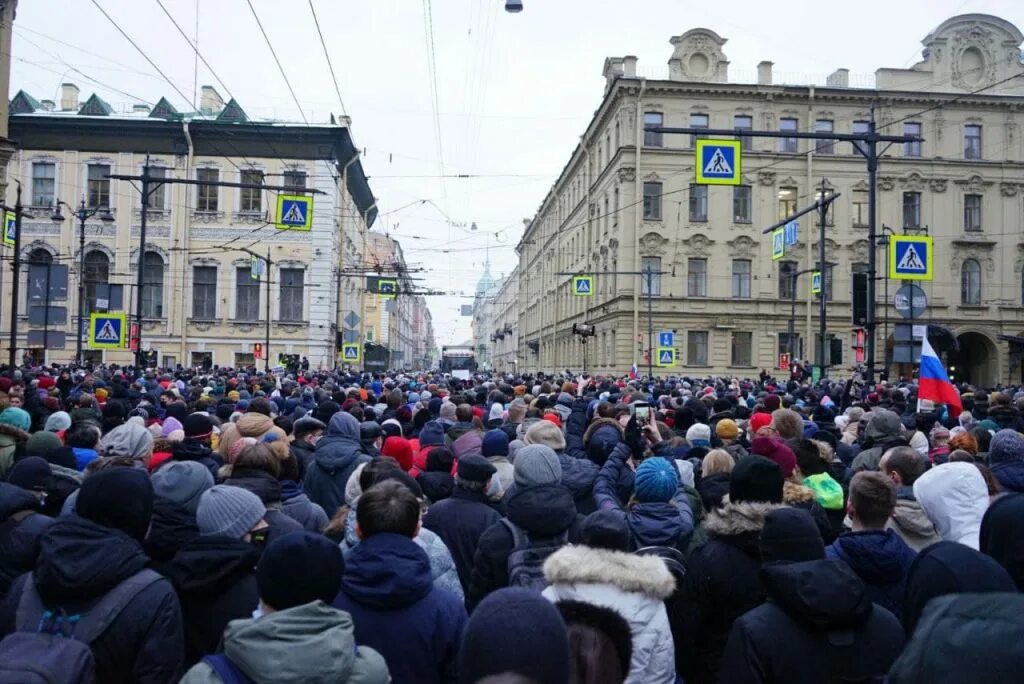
left=144, top=497, right=200, bottom=576
left=224, top=469, right=304, bottom=545
left=782, top=481, right=836, bottom=544
left=990, top=459, right=1024, bottom=494
left=723, top=442, right=749, bottom=462
left=851, top=411, right=907, bottom=473
left=333, top=532, right=467, bottom=684
left=218, top=413, right=284, bottom=461
left=280, top=480, right=328, bottom=532
left=986, top=405, right=1024, bottom=433
left=42, top=462, right=82, bottom=517
left=826, top=529, right=916, bottom=623
left=288, top=439, right=317, bottom=481
left=678, top=500, right=784, bottom=684
left=697, top=472, right=730, bottom=512
left=486, top=455, right=515, bottom=494
left=0, top=482, right=52, bottom=598
left=886, top=485, right=941, bottom=552
left=423, top=486, right=503, bottom=593
left=0, top=515, right=185, bottom=684
left=165, top=536, right=261, bottom=667
left=467, top=483, right=584, bottom=612
left=179, top=601, right=389, bottom=684
left=593, top=442, right=666, bottom=515
left=913, top=462, right=989, bottom=549
left=543, top=545, right=676, bottom=684
left=0, top=425, right=29, bottom=476
left=556, top=449, right=600, bottom=515
left=171, top=440, right=222, bottom=479
left=305, top=412, right=371, bottom=517
left=719, top=559, right=905, bottom=684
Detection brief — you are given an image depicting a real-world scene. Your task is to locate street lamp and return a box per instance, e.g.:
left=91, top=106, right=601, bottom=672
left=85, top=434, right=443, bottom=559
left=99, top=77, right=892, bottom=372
left=51, top=199, right=115, bottom=365
left=572, top=322, right=596, bottom=374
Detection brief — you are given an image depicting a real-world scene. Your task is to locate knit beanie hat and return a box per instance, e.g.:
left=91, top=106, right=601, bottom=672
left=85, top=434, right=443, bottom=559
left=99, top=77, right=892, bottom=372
left=381, top=436, right=414, bottom=471
left=750, top=412, right=772, bottom=435
left=730, top=455, right=785, bottom=504
left=514, top=444, right=562, bottom=487
left=989, top=429, right=1024, bottom=465
left=26, top=431, right=63, bottom=458
left=482, top=429, right=510, bottom=457
left=634, top=457, right=678, bottom=503
left=460, top=588, right=570, bottom=684
left=751, top=437, right=797, bottom=478
left=580, top=509, right=632, bottom=552
left=6, top=456, right=51, bottom=491
left=183, top=413, right=213, bottom=440
left=0, top=407, right=31, bottom=431
left=716, top=419, right=739, bottom=440
left=418, top=421, right=446, bottom=447
left=764, top=395, right=782, bottom=412
left=197, top=485, right=266, bottom=539
left=77, top=468, right=154, bottom=542
left=44, top=411, right=72, bottom=433
left=759, top=507, right=824, bottom=562
left=524, top=420, right=566, bottom=451
left=257, top=531, right=344, bottom=611
left=152, top=461, right=215, bottom=514
left=686, top=423, right=711, bottom=446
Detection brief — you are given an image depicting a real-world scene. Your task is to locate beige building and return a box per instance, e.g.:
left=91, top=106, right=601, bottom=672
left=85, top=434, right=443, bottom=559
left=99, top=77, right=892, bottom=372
left=470, top=256, right=503, bottom=369
left=3, top=84, right=381, bottom=370
left=490, top=266, right=519, bottom=373
left=516, top=13, right=1024, bottom=386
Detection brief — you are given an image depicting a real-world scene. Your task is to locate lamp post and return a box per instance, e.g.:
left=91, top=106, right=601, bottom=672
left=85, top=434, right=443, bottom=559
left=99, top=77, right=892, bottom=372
left=572, top=322, right=596, bottom=374
left=50, top=199, right=115, bottom=365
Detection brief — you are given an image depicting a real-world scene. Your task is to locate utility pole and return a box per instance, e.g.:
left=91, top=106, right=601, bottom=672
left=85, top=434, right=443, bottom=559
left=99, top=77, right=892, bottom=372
left=818, top=178, right=828, bottom=380
left=4, top=182, right=28, bottom=370
left=265, top=247, right=271, bottom=373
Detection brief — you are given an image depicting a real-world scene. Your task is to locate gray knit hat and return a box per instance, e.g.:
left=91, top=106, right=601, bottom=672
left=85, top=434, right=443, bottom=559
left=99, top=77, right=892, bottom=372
left=196, top=485, right=266, bottom=539
left=152, top=461, right=215, bottom=514
left=513, top=444, right=562, bottom=488
left=989, top=429, right=1024, bottom=465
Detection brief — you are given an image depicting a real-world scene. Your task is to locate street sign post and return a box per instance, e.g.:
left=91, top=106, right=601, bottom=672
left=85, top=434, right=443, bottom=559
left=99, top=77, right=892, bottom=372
left=695, top=140, right=741, bottom=185
left=894, top=283, right=928, bottom=319
left=275, top=194, right=314, bottom=231
left=889, top=235, right=933, bottom=280
left=784, top=220, right=799, bottom=247
left=2, top=212, right=14, bottom=247
left=659, top=331, right=674, bottom=347
left=341, top=343, right=361, bottom=363
left=811, top=271, right=822, bottom=295
left=771, top=229, right=785, bottom=260
left=572, top=275, right=593, bottom=296
left=378, top=279, right=397, bottom=299
left=88, top=312, right=126, bottom=350
left=656, top=347, right=676, bottom=367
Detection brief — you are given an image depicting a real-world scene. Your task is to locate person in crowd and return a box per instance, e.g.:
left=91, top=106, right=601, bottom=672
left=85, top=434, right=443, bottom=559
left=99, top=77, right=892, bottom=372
left=481, top=428, right=515, bottom=493
left=879, top=446, right=942, bottom=551
left=416, top=444, right=457, bottom=503
left=987, top=428, right=1024, bottom=493
left=750, top=437, right=833, bottom=542
left=146, top=461, right=214, bottom=575
left=554, top=600, right=633, bottom=684
left=64, top=421, right=101, bottom=472
left=696, top=448, right=734, bottom=512
left=288, top=415, right=325, bottom=479
left=914, top=461, right=989, bottom=549
left=278, top=451, right=327, bottom=532
left=170, top=413, right=221, bottom=478
left=979, top=492, right=1024, bottom=591
left=222, top=443, right=303, bottom=543
left=0, top=458, right=54, bottom=598
left=852, top=409, right=908, bottom=472
left=715, top=419, right=748, bottom=461
left=523, top=419, right=599, bottom=514
left=304, top=411, right=371, bottom=518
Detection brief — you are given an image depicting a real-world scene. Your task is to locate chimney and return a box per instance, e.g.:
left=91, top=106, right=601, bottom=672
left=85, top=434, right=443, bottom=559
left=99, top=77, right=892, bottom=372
left=133, top=104, right=151, bottom=113
left=60, top=83, right=79, bottom=111
left=40, top=100, right=55, bottom=112
left=200, top=85, right=224, bottom=115
left=826, top=68, right=850, bottom=88
left=757, top=61, right=773, bottom=85
left=622, top=55, right=638, bottom=78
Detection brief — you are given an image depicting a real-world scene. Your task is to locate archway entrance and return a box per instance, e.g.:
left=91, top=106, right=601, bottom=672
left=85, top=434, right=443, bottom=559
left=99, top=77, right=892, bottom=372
left=948, top=332, right=998, bottom=388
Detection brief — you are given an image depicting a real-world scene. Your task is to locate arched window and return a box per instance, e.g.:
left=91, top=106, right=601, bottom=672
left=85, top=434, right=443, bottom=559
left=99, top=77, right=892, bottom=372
left=961, top=259, right=981, bottom=305
left=24, top=248, right=54, bottom=310
left=27, top=248, right=53, bottom=265
left=141, top=251, right=164, bottom=318
left=84, top=251, right=110, bottom=314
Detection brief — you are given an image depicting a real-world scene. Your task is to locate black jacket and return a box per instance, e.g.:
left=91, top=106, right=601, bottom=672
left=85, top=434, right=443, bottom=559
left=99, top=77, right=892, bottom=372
left=719, top=560, right=905, bottom=684
left=0, top=515, right=185, bottom=684
left=223, top=469, right=304, bottom=545
left=143, top=497, right=200, bottom=577
left=0, top=482, right=52, bottom=599
left=170, top=440, right=221, bottom=479
left=423, top=487, right=503, bottom=593
left=418, top=470, right=455, bottom=503
left=164, top=536, right=260, bottom=667
left=289, top=439, right=317, bottom=480
left=696, top=471, right=730, bottom=512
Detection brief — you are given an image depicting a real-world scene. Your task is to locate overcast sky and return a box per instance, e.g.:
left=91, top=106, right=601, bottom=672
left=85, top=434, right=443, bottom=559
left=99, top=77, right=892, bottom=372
left=10, top=0, right=1024, bottom=347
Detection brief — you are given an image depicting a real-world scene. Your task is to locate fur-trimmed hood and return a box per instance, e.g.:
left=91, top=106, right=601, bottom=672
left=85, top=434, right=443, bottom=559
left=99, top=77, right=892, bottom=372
left=783, top=481, right=816, bottom=505
left=705, top=500, right=785, bottom=537
left=583, top=417, right=623, bottom=446
left=0, top=424, right=29, bottom=443
left=543, top=544, right=676, bottom=600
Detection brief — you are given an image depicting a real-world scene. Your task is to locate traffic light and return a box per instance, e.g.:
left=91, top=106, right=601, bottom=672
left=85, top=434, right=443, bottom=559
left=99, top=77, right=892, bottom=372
left=254, top=343, right=263, bottom=359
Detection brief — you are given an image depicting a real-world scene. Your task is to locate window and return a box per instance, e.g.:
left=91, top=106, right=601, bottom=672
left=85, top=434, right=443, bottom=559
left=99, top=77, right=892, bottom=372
left=779, top=260, right=797, bottom=299
left=731, top=331, right=752, bottom=366
left=687, top=331, right=709, bottom=366
left=964, top=194, right=982, bottom=232
left=902, top=191, right=921, bottom=229
left=904, top=122, right=922, bottom=157
left=732, top=259, right=751, bottom=298
left=196, top=168, right=219, bottom=211
left=141, top=252, right=164, bottom=318
left=192, top=266, right=217, bottom=319
left=814, top=120, right=835, bottom=154
left=964, top=124, right=982, bottom=160
left=283, top=170, right=307, bottom=190
left=734, top=115, right=753, bottom=150
left=31, top=162, right=55, bottom=207
left=779, top=332, right=801, bottom=359
left=83, top=251, right=110, bottom=315
left=852, top=189, right=869, bottom=227
left=235, top=266, right=260, bottom=320
left=733, top=185, right=752, bottom=222
left=778, top=187, right=797, bottom=220
left=687, top=258, right=707, bottom=297
left=643, top=182, right=662, bottom=220
left=640, top=256, right=661, bottom=296
left=643, top=112, right=663, bottom=147
left=87, top=164, right=111, bottom=209
left=961, top=259, right=981, bottom=305
left=689, top=113, right=708, bottom=148
left=148, top=167, right=167, bottom=211
left=235, top=353, right=256, bottom=369
left=239, top=170, right=264, bottom=213
left=280, top=268, right=304, bottom=321
left=779, top=118, right=798, bottom=153
left=851, top=120, right=869, bottom=154
left=689, top=184, right=708, bottom=221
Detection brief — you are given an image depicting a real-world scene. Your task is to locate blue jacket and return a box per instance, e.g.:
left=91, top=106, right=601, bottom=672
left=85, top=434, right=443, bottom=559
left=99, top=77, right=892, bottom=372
left=826, top=529, right=916, bottom=623
left=333, top=532, right=466, bottom=684
left=304, top=412, right=370, bottom=517
left=592, top=442, right=636, bottom=509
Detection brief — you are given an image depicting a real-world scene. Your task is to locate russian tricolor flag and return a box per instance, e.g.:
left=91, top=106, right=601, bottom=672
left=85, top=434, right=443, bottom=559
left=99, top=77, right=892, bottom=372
left=918, top=336, right=962, bottom=417
left=630, top=363, right=638, bottom=380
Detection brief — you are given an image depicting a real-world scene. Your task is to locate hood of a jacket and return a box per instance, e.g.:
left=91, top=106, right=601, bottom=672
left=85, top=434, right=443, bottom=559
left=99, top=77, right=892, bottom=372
left=991, top=460, right=1024, bottom=493
left=340, top=532, right=433, bottom=609
left=891, top=498, right=940, bottom=538
left=452, top=431, right=483, bottom=459
left=543, top=544, right=675, bottom=600
left=165, top=536, right=259, bottom=594
left=979, top=493, right=1024, bottom=591
left=144, top=497, right=199, bottom=563
left=314, top=420, right=364, bottom=472
left=986, top=405, right=1020, bottom=428
left=864, top=409, right=903, bottom=443
left=914, top=462, right=988, bottom=548
left=326, top=411, right=360, bottom=440
left=0, top=481, right=40, bottom=520
left=33, top=515, right=149, bottom=605
left=705, top=499, right=785, bottom=538
left=829, top=530, right=914, bottom=584
left=225, top=468, right=282, bottom=505
left=506, top=483, right=579, bottom=536
left=417, top=471, right=454, bottom=502
left=761, top=559, right=872, bottom=629
left=171, top=439, right=215, bottom=462
left=627, top=501, right=691, bottom=547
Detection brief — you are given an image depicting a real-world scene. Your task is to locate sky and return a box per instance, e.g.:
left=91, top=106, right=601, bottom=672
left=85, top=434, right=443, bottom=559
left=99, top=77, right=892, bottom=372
left=9, top=0, right=1024, bottom=346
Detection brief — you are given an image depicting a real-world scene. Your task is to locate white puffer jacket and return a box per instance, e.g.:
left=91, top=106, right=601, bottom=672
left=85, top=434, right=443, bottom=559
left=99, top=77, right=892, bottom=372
left=542, top=545, right=676, bottom=684
left=914, top=461, right=989, bottom=549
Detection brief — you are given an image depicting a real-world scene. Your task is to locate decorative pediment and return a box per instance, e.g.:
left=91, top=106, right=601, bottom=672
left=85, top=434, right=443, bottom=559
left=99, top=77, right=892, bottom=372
left=951, top=245, right=996, bottom=275
left=190, top=257, right=220, bottom=267
left=78, top=241, right=115, bottom=262
left=642, top=171, right=663, bottom=182
left=149, top=97, right=179, bottom=120
left=9, top=90, right=40, bottom=115
left=680, top=233, right=715, bottom=257
left=667, top=28, right=729, bottom=83
left=639, top=231, right=669, bottom=256
left=779, top=176, right=800, bottom=188
left=129, top=243, right=170, bottom=266
left=955, top=174, right=993, bottom=194
left=851, top=180, right=869, bottom=192
left=727, top=235, right=759, bottom=258
left=901, top=171, right=926, bottom=191
left=216, top=98, right=248, bottom=123
left=78, top=93, right=113, bottom=116
left=20, top=240, right=56, bottom=259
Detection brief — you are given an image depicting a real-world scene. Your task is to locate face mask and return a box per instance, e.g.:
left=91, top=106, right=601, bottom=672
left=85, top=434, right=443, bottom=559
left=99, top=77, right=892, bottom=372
left=250, top=528, right=269, bottom=550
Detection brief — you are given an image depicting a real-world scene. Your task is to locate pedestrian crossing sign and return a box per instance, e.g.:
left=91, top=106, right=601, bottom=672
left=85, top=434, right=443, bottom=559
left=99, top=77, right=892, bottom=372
left=341, top=343, right=361, bottom=363
left=2, top=212, right=15, bottom=247
left=811, top=271, right=822, bottom=295
left=771, top=228, right=785, bottom=260
left=695, top=140, right=741, bottom=185
left=889, top=235, right=933, bottom=281
left=656, top=347, right=676, bottom=367
left=88, top=312, right=126, bottom=349
left=378, top=279, right=397, bottom=299
left=275, top=194, right=313, bottom=231
left=572, top=275, right=594, bottom=296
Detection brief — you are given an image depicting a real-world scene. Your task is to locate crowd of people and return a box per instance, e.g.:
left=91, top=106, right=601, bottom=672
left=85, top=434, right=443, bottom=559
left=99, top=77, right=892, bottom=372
left=0, top=364, right=1022, bottom=683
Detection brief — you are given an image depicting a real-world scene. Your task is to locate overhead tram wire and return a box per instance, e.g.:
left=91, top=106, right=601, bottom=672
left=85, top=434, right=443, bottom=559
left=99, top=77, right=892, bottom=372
left=245, top=0, right=309, bottom=125
left=308, top=0, right=348, bottom=118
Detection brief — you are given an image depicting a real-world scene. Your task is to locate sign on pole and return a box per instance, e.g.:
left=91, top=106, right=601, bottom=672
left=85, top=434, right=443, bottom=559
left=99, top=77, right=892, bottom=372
left=656, top=347, right=677, bottom=367
left=250, top=255, right=265, bottom=280
left=779, top=352, right=790, bottom=371
left=275, top=194, right=314, bottom=231
left=695, top=140, right=741, bottom=185
left=771, top=229, right=785, bottom=260
left=378, top=279, right=397, bottom=299
left=659, top=331, right=674, bottom=347
left=88, top=312, right=126, bottom=350
left=784, top=220, right=799, bottom=247
left=893, top=283, right=928, bottom=319
left=572, top=275, right=593, bottom=296
left=889, top=235, right=933, bottom=281
left=811, top=271, right=822, bottom=295
left=341, top=343, right=361, bottom=363
left=2, top=212, right=15, bottom=247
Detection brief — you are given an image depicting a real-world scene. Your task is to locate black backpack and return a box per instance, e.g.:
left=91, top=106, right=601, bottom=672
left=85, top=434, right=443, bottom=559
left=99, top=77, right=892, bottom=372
left=0, top=569, right=162, bottom=684
left=501, top=519, right=569, bottom=591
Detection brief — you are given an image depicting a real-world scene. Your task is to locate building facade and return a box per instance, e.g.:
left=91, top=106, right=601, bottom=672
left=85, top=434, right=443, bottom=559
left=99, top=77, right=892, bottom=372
left=360, top=231, right=429, bottom=369
left=516, top=13, right=1024, bottom=386
left=490, top=266, right=519, bottom=373
left=470, top=256, right=503, bottom=369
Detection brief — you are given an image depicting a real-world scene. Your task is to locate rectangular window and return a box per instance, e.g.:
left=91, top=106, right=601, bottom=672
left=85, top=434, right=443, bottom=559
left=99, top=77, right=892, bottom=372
left=851, top=120, right=869, bottom=154
left=239, top=170, right=264, bottom=213
left=235, top=352, right=256, bottom=369
left=732, top=259, right=751, bottom=298
left=643, top=112, right=663, bottom=147
left=31, top=162, right=55, bottom=207
left=734, top=114, right=753, bottom=150
left=687, top=331, right=709, bottom=366
left=283, top=170, right=307, bottom=190
left=733, top=185, right=752, bottom=222
left=196, top=168, right=219, bottom=211
left=643, top=182, right=662, bottom=220
left=904, top=122, right=922, bottom=157
left=235, top=266, right=260, bottom=320
left=964, top=194, right=982, bottom=232
left=779, top=117, right=798, bottom=153
left=964, top=124, right=982, bottom=160
left=141, top=254, right=164, bottom=318
left=87, top=164, right=111, bottom=209
left=814, top=119, right=835, bottom=154
left=689, top=112, right=709, bottom=148
left=779, top=332, right=801, bottom=359
left=640, top=256, right=661, bottom=296
left=148, top=167, right=167, bottom=211
left=902, top=191, right=921, bottom=229
left=689, top=184, right=708, bottom=221
left=852, top=189, right=869, bottom=227
left=778, top=187, right=797, bottom=220
left=279, top=268, right=305, bottom=321
left=731, top=331, right=752, bottom=366
left=192, top=266, right=217, bottom=319
left=687, top=258, right=707, bottom=297
left=779, top=260, right=797, bottom=299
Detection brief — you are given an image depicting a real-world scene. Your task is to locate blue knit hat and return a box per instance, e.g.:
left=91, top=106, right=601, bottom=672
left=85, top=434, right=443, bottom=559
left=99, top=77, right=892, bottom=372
left=633, top=457, right=678, bottom=503
left=482, top=429, right=509, bottom=457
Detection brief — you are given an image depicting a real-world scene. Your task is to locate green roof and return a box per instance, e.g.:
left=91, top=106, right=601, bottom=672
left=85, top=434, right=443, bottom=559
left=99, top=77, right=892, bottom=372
left=9, top=90, right=41, bottom=115
left=216, top=98, right=248, bottom=123
left=78, top=93, right=113, bottom=116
